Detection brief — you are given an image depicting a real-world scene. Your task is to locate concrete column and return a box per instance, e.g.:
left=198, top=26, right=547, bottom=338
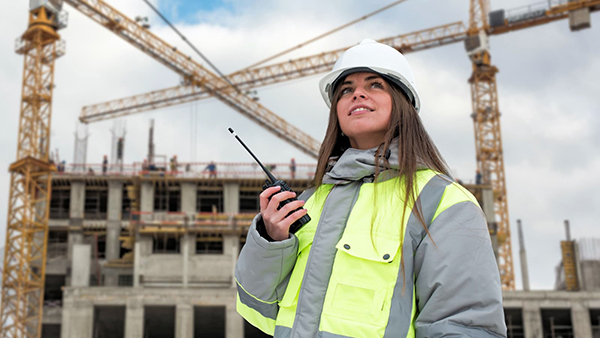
left=182, top=233, right=190, bottom=288
left=226, top=303, right=244, bottom=338
left=68, top=181, right=86, bottom=261
left=223, top=183, right=240, bottom=214
left=105, top=181, right=123, bottom=287
left=66, top=231, right=83, bottom=287
left=224, top=183, right=240, bottom=289
left=60, top=299, right=72, bottom=338
left=181, top=183, right=197, bottom=287
left=176, top=304, right=193, bottom=338
left=107, top=181, right=124, bottom=261
left=125, top=299, right=144, bottom=338
left=64, top=302, right=93, bottom=338
left=523, top=302, right=543, bottom=338
left=134, top=234, right=142, bottom=287
left=72, top=244, right=91, bottom=287
left=70, top=181, right=86, bottom=220
left=572, top=303, right=593, bottom=338
left=224, top=235, right=239, bottom=288
left=140, top=181, right=154, bottom=217
left=135, top=181, right=154, bottom=287
left=180, top=183, right=197, bottom=214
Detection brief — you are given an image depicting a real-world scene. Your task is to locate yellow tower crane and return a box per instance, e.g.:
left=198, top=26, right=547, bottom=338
left=1, top=1, right=66, bottom=337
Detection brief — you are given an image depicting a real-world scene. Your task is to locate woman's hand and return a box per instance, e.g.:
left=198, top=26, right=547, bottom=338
left=259, top=186, right=308, bottom=241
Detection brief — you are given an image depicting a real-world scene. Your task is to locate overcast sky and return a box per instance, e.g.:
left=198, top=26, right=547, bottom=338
left=1, top=0, right=599, bottom=290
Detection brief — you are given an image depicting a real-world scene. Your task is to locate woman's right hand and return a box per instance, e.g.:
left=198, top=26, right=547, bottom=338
left=259, top=186, right=308, bottom=241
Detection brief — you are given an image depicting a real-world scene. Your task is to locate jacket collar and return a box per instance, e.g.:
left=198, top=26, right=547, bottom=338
left=323, top=140, right=401, bottom=184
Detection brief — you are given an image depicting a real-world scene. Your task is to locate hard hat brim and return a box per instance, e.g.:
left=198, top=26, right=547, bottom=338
left=319, top=66, right=421, bottom=112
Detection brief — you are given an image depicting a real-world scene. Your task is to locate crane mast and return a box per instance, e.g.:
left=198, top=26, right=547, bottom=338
left=0, top=2, right=66, bottom=337
left=467, top=0, right=515, bottom=290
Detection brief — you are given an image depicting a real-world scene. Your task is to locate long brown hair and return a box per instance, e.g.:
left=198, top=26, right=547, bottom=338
left=312, top=76, right=451, bottom=285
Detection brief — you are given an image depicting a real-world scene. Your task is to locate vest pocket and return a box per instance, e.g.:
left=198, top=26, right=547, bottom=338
left=331, top=278, right=387, bottom=319
left=322, top=231, right=402, bottom=328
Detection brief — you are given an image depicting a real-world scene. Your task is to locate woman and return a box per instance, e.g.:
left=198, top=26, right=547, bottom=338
left=236, top=39, right=506, bottom=338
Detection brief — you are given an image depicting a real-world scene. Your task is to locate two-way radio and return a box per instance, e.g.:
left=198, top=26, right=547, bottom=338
left=228, top=127, right=310, bottom=234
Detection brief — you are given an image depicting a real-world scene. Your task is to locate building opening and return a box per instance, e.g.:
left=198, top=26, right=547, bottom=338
left=541, top=309, right=573, bottom=338
left=85, top=233, right=106, bottom=259
left=590, top=308, right=600, bottom=337
left=154, top=183, right=181, bottom=212
left=239, top=190, right=260, bottom=213
left=504, top=308, right=524, bottom=338
left=49, top=186, right=70, bottom=219
left=194, top=306, right=225, bottom=338
left=152, top=233, right=181, bottom=254
left=144, top=306, right=175, bottom=338
left=44, top=274, right=65, bottom=307
left=84, top=189, right=108, bottom=219
left=196, top=233, right=223, bottom=254
left=41, top=324, right=61, bottom=338
left=47, top=230, right=68, bottom=259
left=122, top=184, right=132, bottom=219
left=197, top=188, right=223, bottom=213
left=118, top=274, right=133, bottom=287
left=93, top=306, right=125, bottom=338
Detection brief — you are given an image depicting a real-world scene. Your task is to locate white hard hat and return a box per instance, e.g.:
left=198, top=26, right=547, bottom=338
left=319, top=39, right=421, bottom=112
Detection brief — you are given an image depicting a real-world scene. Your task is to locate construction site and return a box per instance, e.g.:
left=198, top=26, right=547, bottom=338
left=2, top=0, right=600, bottom=337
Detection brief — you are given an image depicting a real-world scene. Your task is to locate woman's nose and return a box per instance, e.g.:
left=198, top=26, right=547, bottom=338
left=353, top=88, right=367, bottom=100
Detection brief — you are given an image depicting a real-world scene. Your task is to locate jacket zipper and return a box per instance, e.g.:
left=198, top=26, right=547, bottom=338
left=290, top=181, right=363, bottom=338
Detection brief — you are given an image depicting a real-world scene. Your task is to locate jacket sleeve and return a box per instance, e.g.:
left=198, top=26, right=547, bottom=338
left=413, top=200, right=507, bottom=338
left=235, top=214, right=299, bottom=335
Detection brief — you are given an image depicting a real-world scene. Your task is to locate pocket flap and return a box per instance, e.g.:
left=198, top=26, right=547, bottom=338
left=335, top=230, right=400, bottom=263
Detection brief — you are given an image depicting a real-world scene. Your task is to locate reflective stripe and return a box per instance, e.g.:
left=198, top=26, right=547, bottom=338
left=237, top=283, right=278, bottom=320
left=319, top=330, right=353, bottom=338
left=291, top=182, right=362, bottom=338
left=274, top=326, right=353, bottom=338
left=298, top=187, right=316, bottom=202
left=383, top=174, right=451, bottom=338
left=274, top=325, right=291, bottom=338
left=416, top=319, right=505, bottom=338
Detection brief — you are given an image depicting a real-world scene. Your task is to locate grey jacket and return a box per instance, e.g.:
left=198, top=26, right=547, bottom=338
left=236, top=143, right=507, bottom=337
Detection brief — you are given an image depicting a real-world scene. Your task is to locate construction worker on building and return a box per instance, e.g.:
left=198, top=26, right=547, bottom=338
left=102, top=155, right=108, bottom=175
left=235, top=39, right=506, bottom=337
left=170, top=155, right=179, bottom=174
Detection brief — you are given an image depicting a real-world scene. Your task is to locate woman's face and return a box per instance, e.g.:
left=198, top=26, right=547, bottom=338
left=335, top=72, right=392, bottom=150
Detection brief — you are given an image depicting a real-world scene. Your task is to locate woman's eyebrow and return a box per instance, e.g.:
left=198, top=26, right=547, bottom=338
left=342, top=75, right=382, bottom=86
left=365, top=75, right=382, bottom=81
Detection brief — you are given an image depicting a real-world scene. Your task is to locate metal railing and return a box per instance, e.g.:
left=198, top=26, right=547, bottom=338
left=53, top=161, right=317, bottom=180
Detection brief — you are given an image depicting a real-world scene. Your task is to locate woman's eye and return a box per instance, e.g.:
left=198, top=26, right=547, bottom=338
left=371, top=82, right=384, bottom=89
left=340, top=87, right=353, bottom=95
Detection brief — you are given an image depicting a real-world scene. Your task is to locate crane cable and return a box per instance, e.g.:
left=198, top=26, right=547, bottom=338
left=243, top=0, right=409, bottom=70
left=142, top=0, right=242, bottom=94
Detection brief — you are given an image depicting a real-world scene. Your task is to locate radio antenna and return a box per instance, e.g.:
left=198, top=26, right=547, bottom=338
left=228, top=127, right=277, bottom=183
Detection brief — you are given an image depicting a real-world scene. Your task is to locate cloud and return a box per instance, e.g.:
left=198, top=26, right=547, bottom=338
left=0, top=0, right=599, bottom=291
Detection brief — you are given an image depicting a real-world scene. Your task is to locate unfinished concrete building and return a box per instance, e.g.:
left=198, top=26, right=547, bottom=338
left=39, top=163, right=600, bottom=338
